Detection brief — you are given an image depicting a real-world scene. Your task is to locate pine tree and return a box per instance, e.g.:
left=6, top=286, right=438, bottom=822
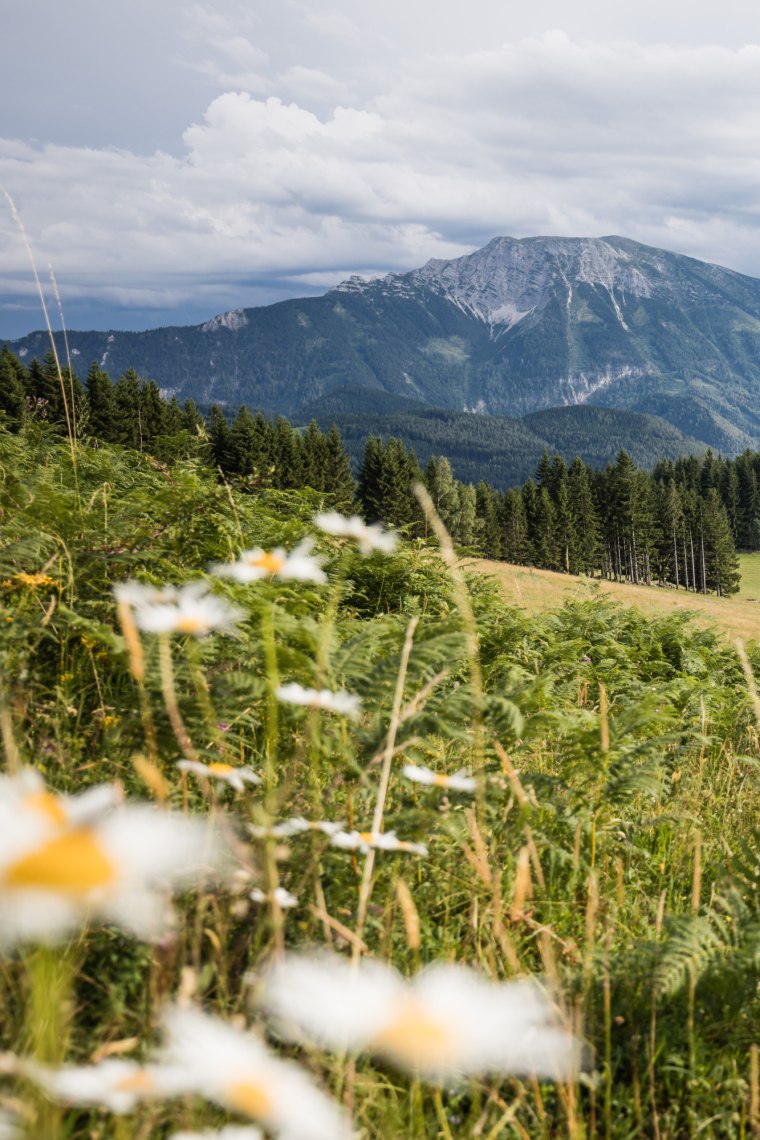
left=425, top=456, right=460, bottom=535
left=357, top=436, right=385, bottom=521
left=272, top=417, right=304, bottom=489
left=567, top=457, right=599, bottom=575
left=0, top=346, right=27, bottom=428
left=85, top=362, right=116, bottom=440
left=323, top=424, right=355, bottom=506
left=501, top=487, right=533, bottom=564
left=452, top=483, right=477, bottom=546
left=301, top=420, right=329, bottom=491
left=702, top=488, right=740, bottom=596
left=475, top=482, right=502, bottom=558
left=207, top=404, right=232, bottom=471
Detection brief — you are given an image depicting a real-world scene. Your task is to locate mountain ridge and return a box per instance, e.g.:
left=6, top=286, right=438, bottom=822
left=7, top=234, right=760, bottom=455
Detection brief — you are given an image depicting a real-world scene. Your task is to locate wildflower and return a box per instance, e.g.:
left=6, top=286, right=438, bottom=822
left=0, top=788, right=225, bottom=945
left=401, top=764, right=477, bottom=793
left=115, top=580, right=242, bottom=637
left=249, top=817, right=344, bottom=840
left=250, top=886, right=298, bottom=908
left=160, top=1006, right=352, bottom=1140
left=0, top=768, right=121, bottom=832
left=28, top=1058, right=187, bottom=1114
left=264, top=953, right=579, bottom=1083
left=330, top=830, right=428, bottom=856
left=275, top=683, right=361, bottom=720
left=2, top=571, right=58, bottom=591
left=177, top=761, right=261, bottom=793
left=211, top=538, right=326, bottom=585
left=313, top=511, right=398, bottom=555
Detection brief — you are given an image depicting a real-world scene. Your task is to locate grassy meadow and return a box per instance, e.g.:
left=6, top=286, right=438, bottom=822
left=0, top=425, right=758, bottom=1138
left=468, top=557, right=760, bottom=645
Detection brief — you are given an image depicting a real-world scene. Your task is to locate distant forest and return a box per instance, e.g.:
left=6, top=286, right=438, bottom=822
left=2, top=346, right=756, bottom=597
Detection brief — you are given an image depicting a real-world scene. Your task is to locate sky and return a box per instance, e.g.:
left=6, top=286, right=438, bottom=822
left=2, top=0, right=760, bottom=338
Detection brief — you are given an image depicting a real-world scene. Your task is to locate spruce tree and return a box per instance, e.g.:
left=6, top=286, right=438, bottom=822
left=85, top=362, right=116, bottom=440
left=475, top=482, right=502, bottom=559
left=323, top=424, right=355, bottom=506
left=0, top=346, right=26, bottom=428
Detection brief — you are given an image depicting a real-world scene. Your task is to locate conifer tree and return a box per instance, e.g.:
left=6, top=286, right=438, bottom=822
left=85, top=362, right=116, bottom=441
left=501, top=487, right=533, bottom=565
left=323, top=424, right=355, bottom=506
left=475, top=482, right=502, bottom=559
left=207, top=404, right=232, bottom=471
left=0, top=345, right=27, bottom=428
left=567, top=457, right=599, bottom=574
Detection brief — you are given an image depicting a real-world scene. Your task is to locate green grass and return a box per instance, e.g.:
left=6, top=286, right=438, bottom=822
left=469, top=557, right=760, bottom=645
left=0, top=426, right=758, bottom=1138
left=738, top=552, right=760, bottom=600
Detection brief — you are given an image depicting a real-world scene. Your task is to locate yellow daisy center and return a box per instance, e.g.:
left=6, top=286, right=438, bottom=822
left=432, top=774, right=449, bottom=788
left=24, top=791, right=68, bottom=825
left=207, top=763, right=234, bottom=776
left=247, top=551, right=285, bottom=575
left=4, top=829, right=116, bottom=895
left=371, top=999, right=454, bottom=1068
left=358, top=831, right=375, bottom=845
left=114, top=1069, right=155, bottom=1094
left=227, top=1079, right=274, bottom=1120
left=175, top=615, right=207, bottom=634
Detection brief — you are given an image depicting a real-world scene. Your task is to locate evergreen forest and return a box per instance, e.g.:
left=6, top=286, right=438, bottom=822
left=0, top=346, right=749, bottom=597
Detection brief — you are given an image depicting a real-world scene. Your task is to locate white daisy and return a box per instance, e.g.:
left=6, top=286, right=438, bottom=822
left=401, top=764, right=477, bottom=793
left=0, top=768, right=121, bottom=832
left=177, top=761, right=261, bottom=793
left=249, top=817, right=345, bottom=841
left=275, top=683, right=361, bottom=720
left=116, top=581, right=242, bottom=637
left=28, top=1058, right=188, bottom=1114
left=0, top=797, right=226, bottom=946
left=264, top=953, right=580, bottom=1083
left=250, top=886, right=298, bottom=909
left=160, top=1006, right=352, bottom=1140
left=330, top=830, right=428, bottom=857
left=313, top=512, right=398, bottom=556
left=211, top=538, right=326, bottom=585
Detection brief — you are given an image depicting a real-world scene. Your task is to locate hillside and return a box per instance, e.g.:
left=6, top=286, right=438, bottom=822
left=8, top=235, right=760, bottom=453
left=307, top=403, right=705, bottom=487
left=469, top=555, right=760, bottom=642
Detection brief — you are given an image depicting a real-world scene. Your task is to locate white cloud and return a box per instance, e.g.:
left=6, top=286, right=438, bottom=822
left=3, top=31, right=760, bottom=331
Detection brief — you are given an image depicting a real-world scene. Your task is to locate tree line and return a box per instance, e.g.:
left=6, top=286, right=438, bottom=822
left=0, top=346, right=749, bottom=595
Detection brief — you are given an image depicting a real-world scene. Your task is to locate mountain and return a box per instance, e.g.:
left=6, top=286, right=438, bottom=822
left=8, top=235, right=760, bottom=454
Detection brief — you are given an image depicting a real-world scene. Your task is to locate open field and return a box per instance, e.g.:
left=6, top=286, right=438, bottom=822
left=738, top=551, right=760, bottom=600
left=466, top=556, right=760, bottom=643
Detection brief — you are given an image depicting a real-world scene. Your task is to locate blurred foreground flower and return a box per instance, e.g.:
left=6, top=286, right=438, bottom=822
left=313, top=511, right=398, bottom=555
left=249, top=817, right=344, bottom=841
left=265, top=953, right=579, bottom=1082
left=28, top=1058, right=187, bottom=1114
left=177, top=760, right=261, bottom=792
left=401, top=764, right=477, bottom=793
left=0, top=768, right=121, bottom=832
left=172, top=1129, right=263, bottom=1140
left=115, top=580, right=242, bottom=637
left=212, top=539, right=326, bottom=584
left=275, top=683, right=361, bottom=719
left=0, top=776, right=227, bottom=944
left=161, top=1007, right=352, bottom=1140
left=330, top=830, right=428, bottom=856
left=250, top=886, right=298, bottom=908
